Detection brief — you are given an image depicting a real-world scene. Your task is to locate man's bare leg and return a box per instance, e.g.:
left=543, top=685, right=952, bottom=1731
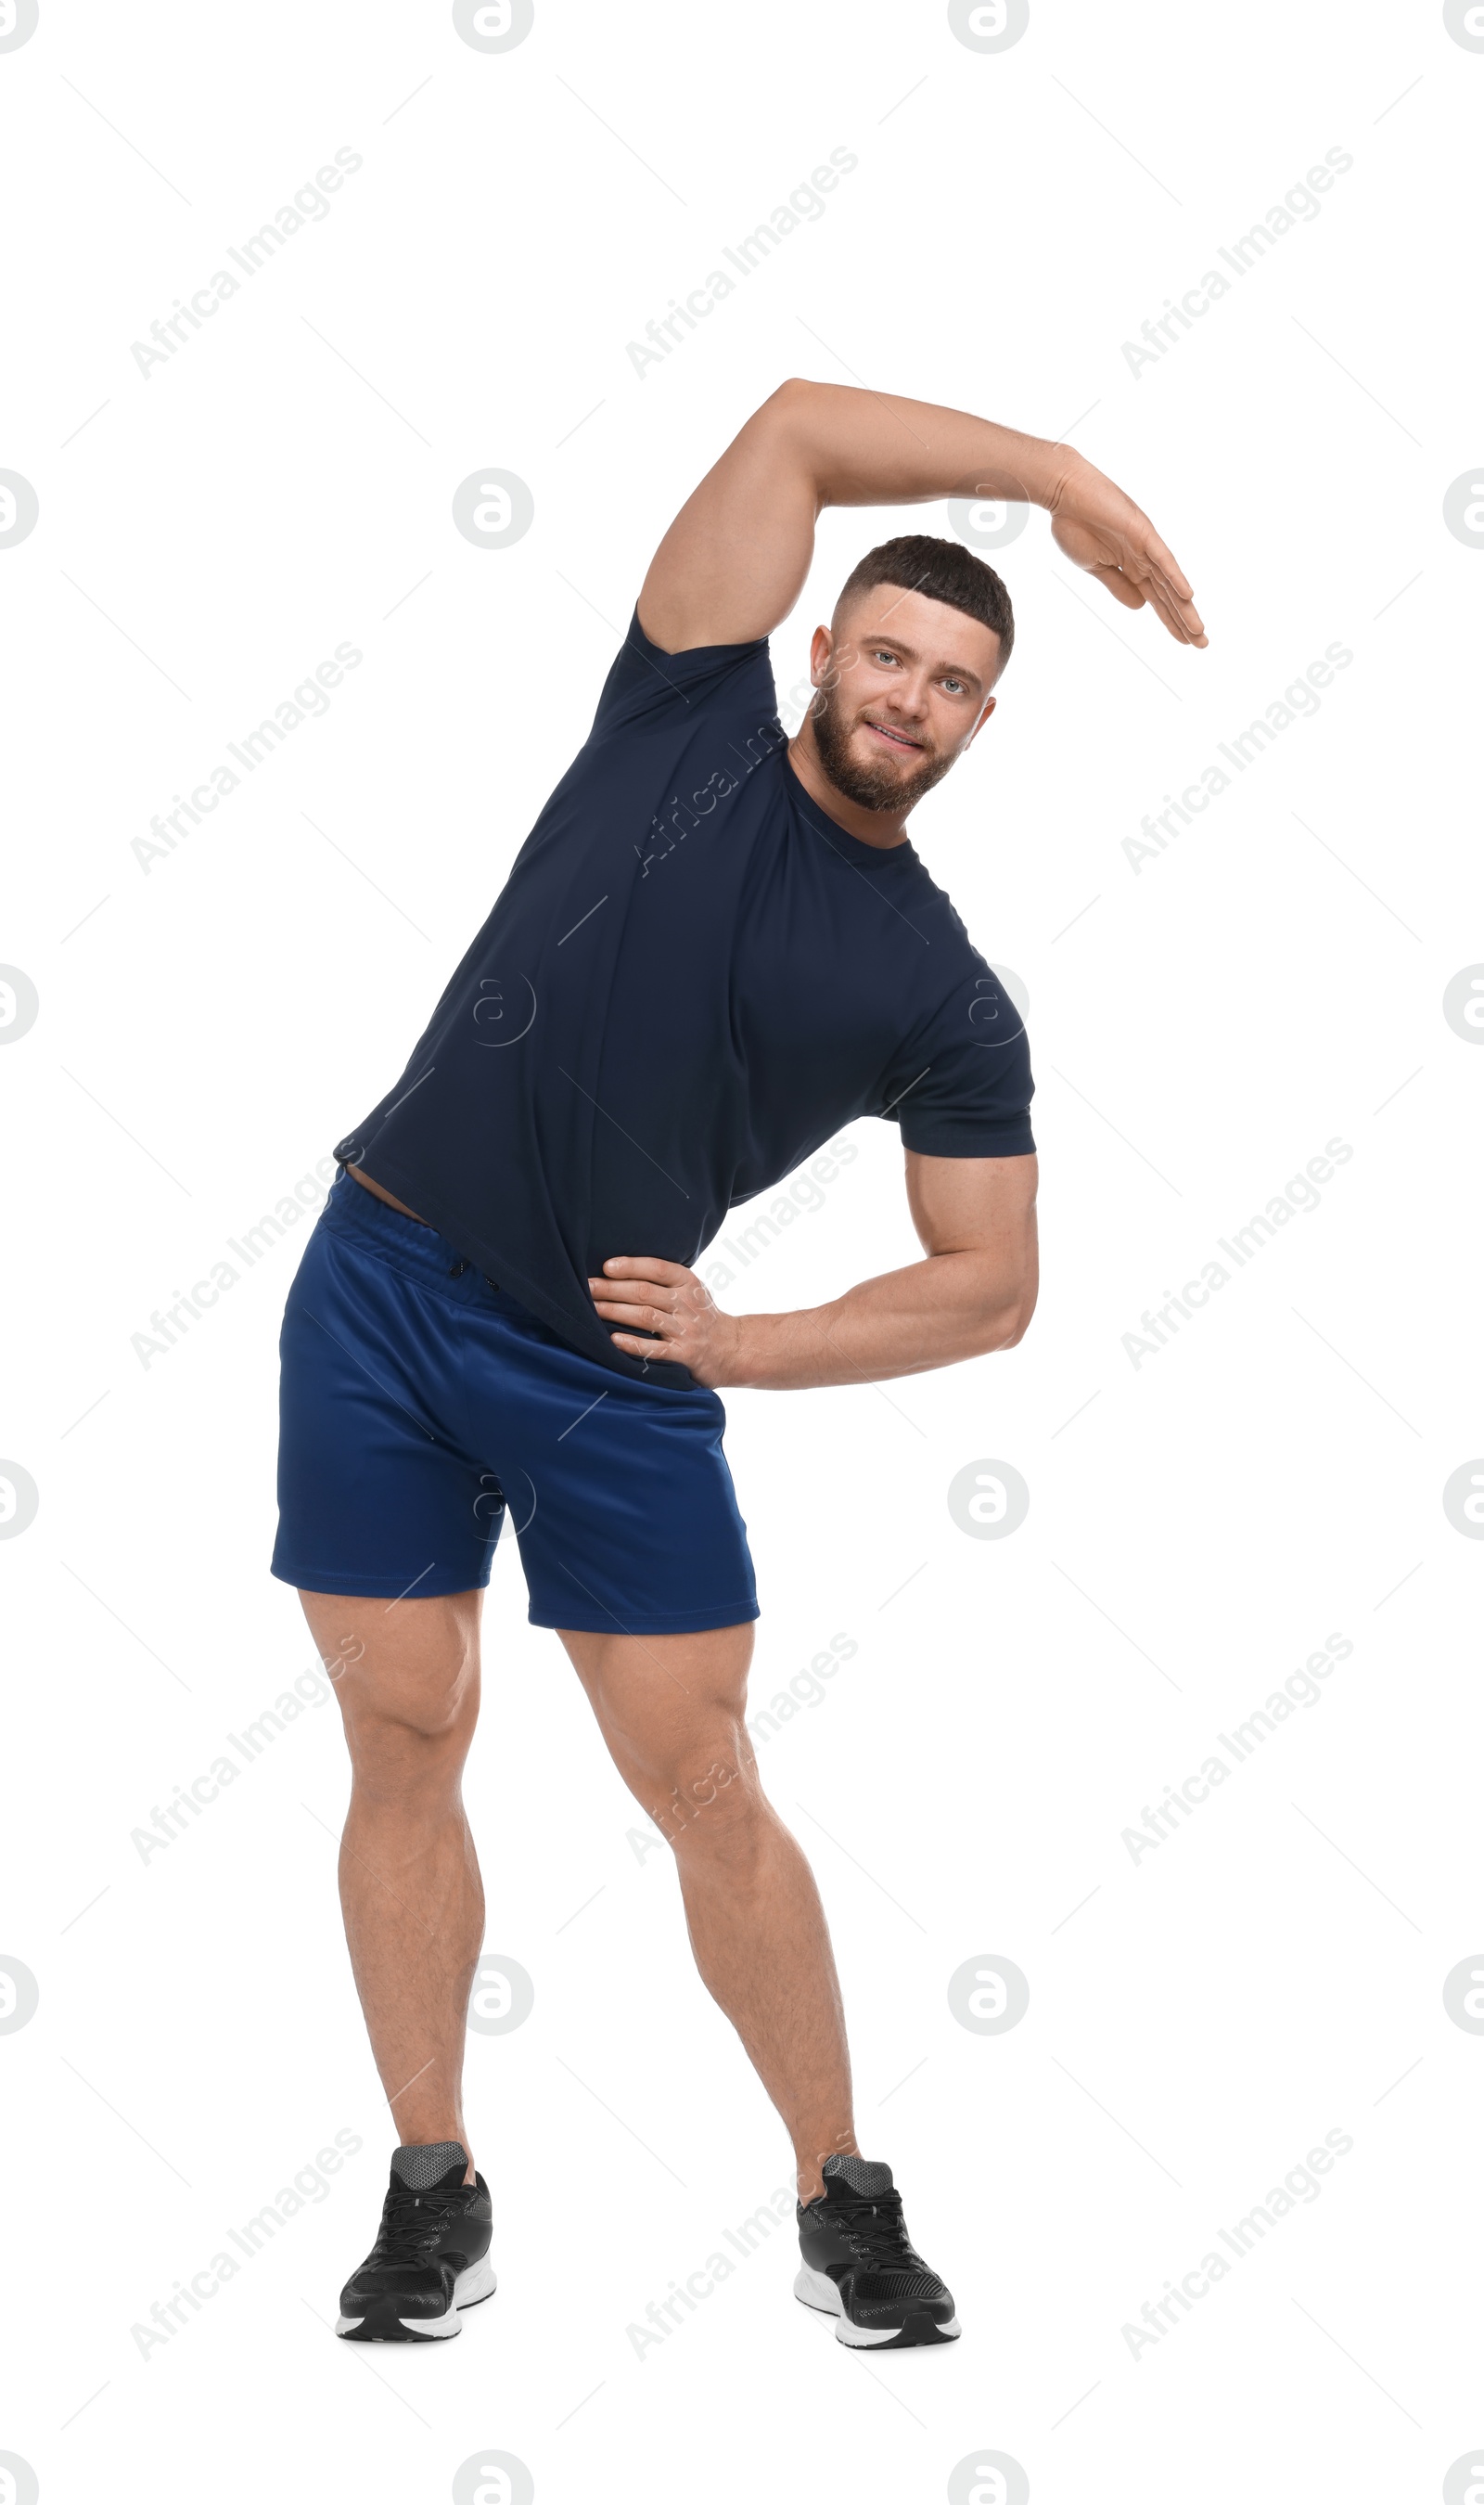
left=300, top=1587, right=485, bottom=2177
left=559, top=1621, right=858, bottom=2202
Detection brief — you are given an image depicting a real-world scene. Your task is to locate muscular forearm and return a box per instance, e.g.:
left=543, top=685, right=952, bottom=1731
left=774, top=377, right=1074, bottom=519
left=590, top=1156, right=1041, bottom=1389
left=595, top=1151, right=1040, bottom=1397
left=717, top=1250, right=1034, bottom=1392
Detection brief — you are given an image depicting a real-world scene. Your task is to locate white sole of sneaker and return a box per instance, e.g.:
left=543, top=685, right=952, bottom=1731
left=454, top=2253, right=499, bottom=2309
left=793, top=2262, right=960, bottom=2347
left=336, top=2250, right=498, bottom=2342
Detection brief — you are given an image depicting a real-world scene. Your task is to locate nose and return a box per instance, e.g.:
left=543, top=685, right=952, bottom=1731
left=889, top=674, right=931, bottom=721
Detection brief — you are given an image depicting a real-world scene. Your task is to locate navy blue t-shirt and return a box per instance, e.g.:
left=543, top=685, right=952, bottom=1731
left=336, top=613, right=1034, bottom=1386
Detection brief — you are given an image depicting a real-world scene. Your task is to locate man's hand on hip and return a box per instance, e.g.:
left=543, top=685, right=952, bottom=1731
left=591, top=1159, right=1037, bottom=1392
left=589, top=1257, right=742, bottom=1387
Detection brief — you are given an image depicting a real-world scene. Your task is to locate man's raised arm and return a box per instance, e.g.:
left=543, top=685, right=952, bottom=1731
left=637, top=377, right=1207, bottom=655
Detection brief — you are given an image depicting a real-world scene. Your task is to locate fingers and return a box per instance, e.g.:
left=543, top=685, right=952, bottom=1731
left=597, top=1256, right=690, bottom=1286
left=1056, top=492, right=1208, bottom=647
left=1138, top=574, right=1208, bottom=647
left=605, top=1322, right=675, bottom=1362
left=1068, top=470, right=1193, bottom=604
left=585, top=1254, right=726, bottom=1369
left=1127, top=516, right=1192, bottom=602
left=588, top=1277, right=678, bottom=1313
left=588, top=1258, right=712, bottom=1345
left=1123, top=523, right=1206, bottom=645
left=592, top=1296, right=682, bottom=1335
left=1090, top=562, right=1146, bottom=612
left=1094, top=558, right=1209, bottom=648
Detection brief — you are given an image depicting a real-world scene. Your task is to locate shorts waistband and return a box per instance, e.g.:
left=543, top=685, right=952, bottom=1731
left=324, top=1163, right=492, bottom=1288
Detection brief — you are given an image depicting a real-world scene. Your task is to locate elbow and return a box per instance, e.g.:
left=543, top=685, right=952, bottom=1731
left=1002, top=1254, right=1040, bottom=1347
left=1005, top=1276, right=1039, bottom=1345
left=973, top=1279, right=1038, bottom=1355
left=768, top=376, right=822, bottom=412
left=758, top=376, right=828, bottom=445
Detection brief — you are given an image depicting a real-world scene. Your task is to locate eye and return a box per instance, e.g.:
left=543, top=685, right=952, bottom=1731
left=941, top=675, right=967, bottom=695
left=871, top=649, right=899, bottom=666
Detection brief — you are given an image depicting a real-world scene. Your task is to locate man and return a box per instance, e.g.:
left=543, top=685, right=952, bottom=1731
left=272, top=379, right=1205, bottom=2348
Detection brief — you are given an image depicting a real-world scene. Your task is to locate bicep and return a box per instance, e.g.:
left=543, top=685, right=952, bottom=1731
left=636, top=380, right=822, bottom=653
left=904, top=1150, right=1040, bottom=1274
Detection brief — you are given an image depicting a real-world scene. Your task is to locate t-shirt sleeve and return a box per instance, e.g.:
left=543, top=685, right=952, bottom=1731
left=589, top=608, right=780, bottom=742
left=876, top=965, right=1036, bottom=1158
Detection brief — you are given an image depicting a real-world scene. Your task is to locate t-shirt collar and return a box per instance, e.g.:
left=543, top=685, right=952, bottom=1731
left=783, top=751, right=919, bottom=870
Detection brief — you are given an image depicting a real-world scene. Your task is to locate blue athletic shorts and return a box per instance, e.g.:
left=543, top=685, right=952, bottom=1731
left=270, top=1170, right=759, bottom=1635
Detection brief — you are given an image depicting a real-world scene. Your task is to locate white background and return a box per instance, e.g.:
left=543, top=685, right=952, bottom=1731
left=2, top=2, right=1481, bottom=2499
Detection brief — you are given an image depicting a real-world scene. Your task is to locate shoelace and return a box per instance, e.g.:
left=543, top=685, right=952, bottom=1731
left=825, top=2187, right=916, bottom=2269
left=371, top=2183, right=468, bottom=2260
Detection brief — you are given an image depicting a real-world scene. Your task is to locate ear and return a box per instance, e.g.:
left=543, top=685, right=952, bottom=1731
left=965, top=695, right=998, bottom=747
left=809, top=622, right=834, bottom=685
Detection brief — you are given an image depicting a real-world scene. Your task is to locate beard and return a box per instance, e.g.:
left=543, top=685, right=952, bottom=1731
left=809, top=680, right=956, bottom=815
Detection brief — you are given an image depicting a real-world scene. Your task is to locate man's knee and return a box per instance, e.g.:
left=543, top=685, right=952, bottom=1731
left=336, top=1638, right=480, bottom=1776
left=303, top=1591, right=481, bottom=1753
left=650, top=1741, right=765, bottom=1855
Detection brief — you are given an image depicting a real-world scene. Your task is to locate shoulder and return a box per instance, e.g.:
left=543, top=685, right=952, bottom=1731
left=590, top=609, right=780, bottom=742
left=891, top=870, right=1028, bottom=1049
left=898, top=850, right=972, bottom=933
left=887, top=853, right=992, bottom=980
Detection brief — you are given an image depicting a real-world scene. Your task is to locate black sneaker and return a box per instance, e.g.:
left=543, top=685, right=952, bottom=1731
left=336, top=2142, right=495, bottom=2343
left=795, top=2154, right=959, bottom=2347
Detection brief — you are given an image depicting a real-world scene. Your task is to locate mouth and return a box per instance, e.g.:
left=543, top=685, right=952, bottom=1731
left=861, top=718, right=926, bottom=755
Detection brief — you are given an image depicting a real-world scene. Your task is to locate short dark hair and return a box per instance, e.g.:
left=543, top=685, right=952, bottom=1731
left=835, top=533, right=1015, bottom=674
